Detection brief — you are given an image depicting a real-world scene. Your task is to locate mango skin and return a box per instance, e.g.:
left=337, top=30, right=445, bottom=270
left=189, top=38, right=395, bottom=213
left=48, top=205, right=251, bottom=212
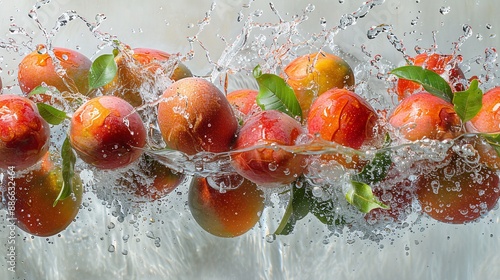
left=69, top=96, right=147, bottom=169
left=18, top=45, right=92, bottom=95
left=188, top=176, right=264, bottom=238
left=0, top=95, right=50, bottom=170
left=157, top=77, right=238, bottom=155
left=284, top=52, right=355, bottom=116
left=102, top=47, right=192, bottom=107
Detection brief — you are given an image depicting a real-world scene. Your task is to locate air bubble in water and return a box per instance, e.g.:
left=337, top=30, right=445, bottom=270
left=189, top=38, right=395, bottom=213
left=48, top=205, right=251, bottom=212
left=439, top=6, right=451, bottom=15
left=305, top=4, right=315, bottom=13
left=253, top=9, right=263, bottom=17
left=265, top=234, right=276, bottom=243
left=108, top=245, right=115, bottom=253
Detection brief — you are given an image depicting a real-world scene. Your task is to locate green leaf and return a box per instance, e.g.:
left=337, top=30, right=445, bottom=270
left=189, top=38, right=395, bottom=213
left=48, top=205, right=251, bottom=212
left=391, top=65, right=454, bottom=103
left=54, top=137, right=77, bottom=206
left=88, top=53, right=118, bottom=89
left=36, top=103, right=68, bottom=125
left=482, top=133, right=500, bottom=157
left=28, top=85, right=51, bottom=96
left=346, top=180, right=389, bottom=213
left=253, top=65, right=303, bottom=120
left=354, top=134, right=392, bottom=184
left=453, top=79, right=482, bottom=122
left=274, top=182, right=310, bottom=236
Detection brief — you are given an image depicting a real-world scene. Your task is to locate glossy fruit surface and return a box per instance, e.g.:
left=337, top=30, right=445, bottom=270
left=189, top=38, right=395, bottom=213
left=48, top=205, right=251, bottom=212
left=2, top=153, right=83, bottom=237
left=284, top=52, right=355, bottom=116
left=467, top=86, right=500, bottom=133
left=69, top=96, right=147, bottom=169
left=388, top=92, right=462, bottom=141
left=188, top=176, right=264, bottom=238
left=102, top=47, right=192, bottom=107
left=466, top=87, right=500, bottom=168
left=396, top=53, right=466, bottom=100
left=157, top=77, right=238, bottom=155
left=415, top=156, right=500, bottom=224
left=231, top=110, right=306, bottom=186
left=307, top=88, right=378, bottom=149
left=0, top=95, right=50, bottom=170
left=18, top=45, right=92, bottom=95
left=226, top=89, right=260, bottom=116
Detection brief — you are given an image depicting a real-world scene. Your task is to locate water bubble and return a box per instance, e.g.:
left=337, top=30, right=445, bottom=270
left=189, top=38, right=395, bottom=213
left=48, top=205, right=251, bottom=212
left=367, top=24, right=392, bottom=39
left=305, top=4, right=315, bottom=13
left=265, top=234, right=276, bottom=243
left=108, top=245, right=115, bottom=253
left=312, top=186, right=323, bottom=197
left=28, top=9, right=38, bottom=20
left=253, top=10, right=263, bottom=17
left=319, top=17, right=327, bottom=28
left=107, top=222, right=115, bottom=230
left=439, top=6, right=451, bottom=15
left=463, top=24, right=473, bottom=37
left=339, top=14, right=356, bottom=30
left=268, top=162, right=278, bottom=171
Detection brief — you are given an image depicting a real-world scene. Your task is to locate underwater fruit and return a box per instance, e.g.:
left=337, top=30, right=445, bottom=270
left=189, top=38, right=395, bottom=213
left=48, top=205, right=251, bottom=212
left=121, top=154, right=185, bottom=202
left=2, top=153, right=83, bottom=237
left=415, top=155, right=500, bottom=224
left=188, top=176, right=264, bottom=238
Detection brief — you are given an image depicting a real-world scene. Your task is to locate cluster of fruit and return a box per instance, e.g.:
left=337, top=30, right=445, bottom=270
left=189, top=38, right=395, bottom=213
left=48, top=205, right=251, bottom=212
left=1, top=43, right=499, bottom=239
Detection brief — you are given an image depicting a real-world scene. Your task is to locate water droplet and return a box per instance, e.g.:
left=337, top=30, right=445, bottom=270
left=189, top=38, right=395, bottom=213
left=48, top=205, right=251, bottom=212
left=305, top=4, right=315, bottom=13
left=265, top=234, right=276, bottom=243
left=268, top=162, right=278, bottom=171
left=312, top=186, right=323, bottom=197
left=253, top=10, right=263, bottom=17
left=439, top=6, right=451, bottom=15
left=108, top=245, right=115, bottom=253
left=146, top=231, right=155, bottom=239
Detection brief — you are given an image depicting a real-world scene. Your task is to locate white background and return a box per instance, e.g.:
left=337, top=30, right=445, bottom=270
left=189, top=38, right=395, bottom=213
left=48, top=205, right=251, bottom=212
left=1, top=0, right=500, bottom=279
